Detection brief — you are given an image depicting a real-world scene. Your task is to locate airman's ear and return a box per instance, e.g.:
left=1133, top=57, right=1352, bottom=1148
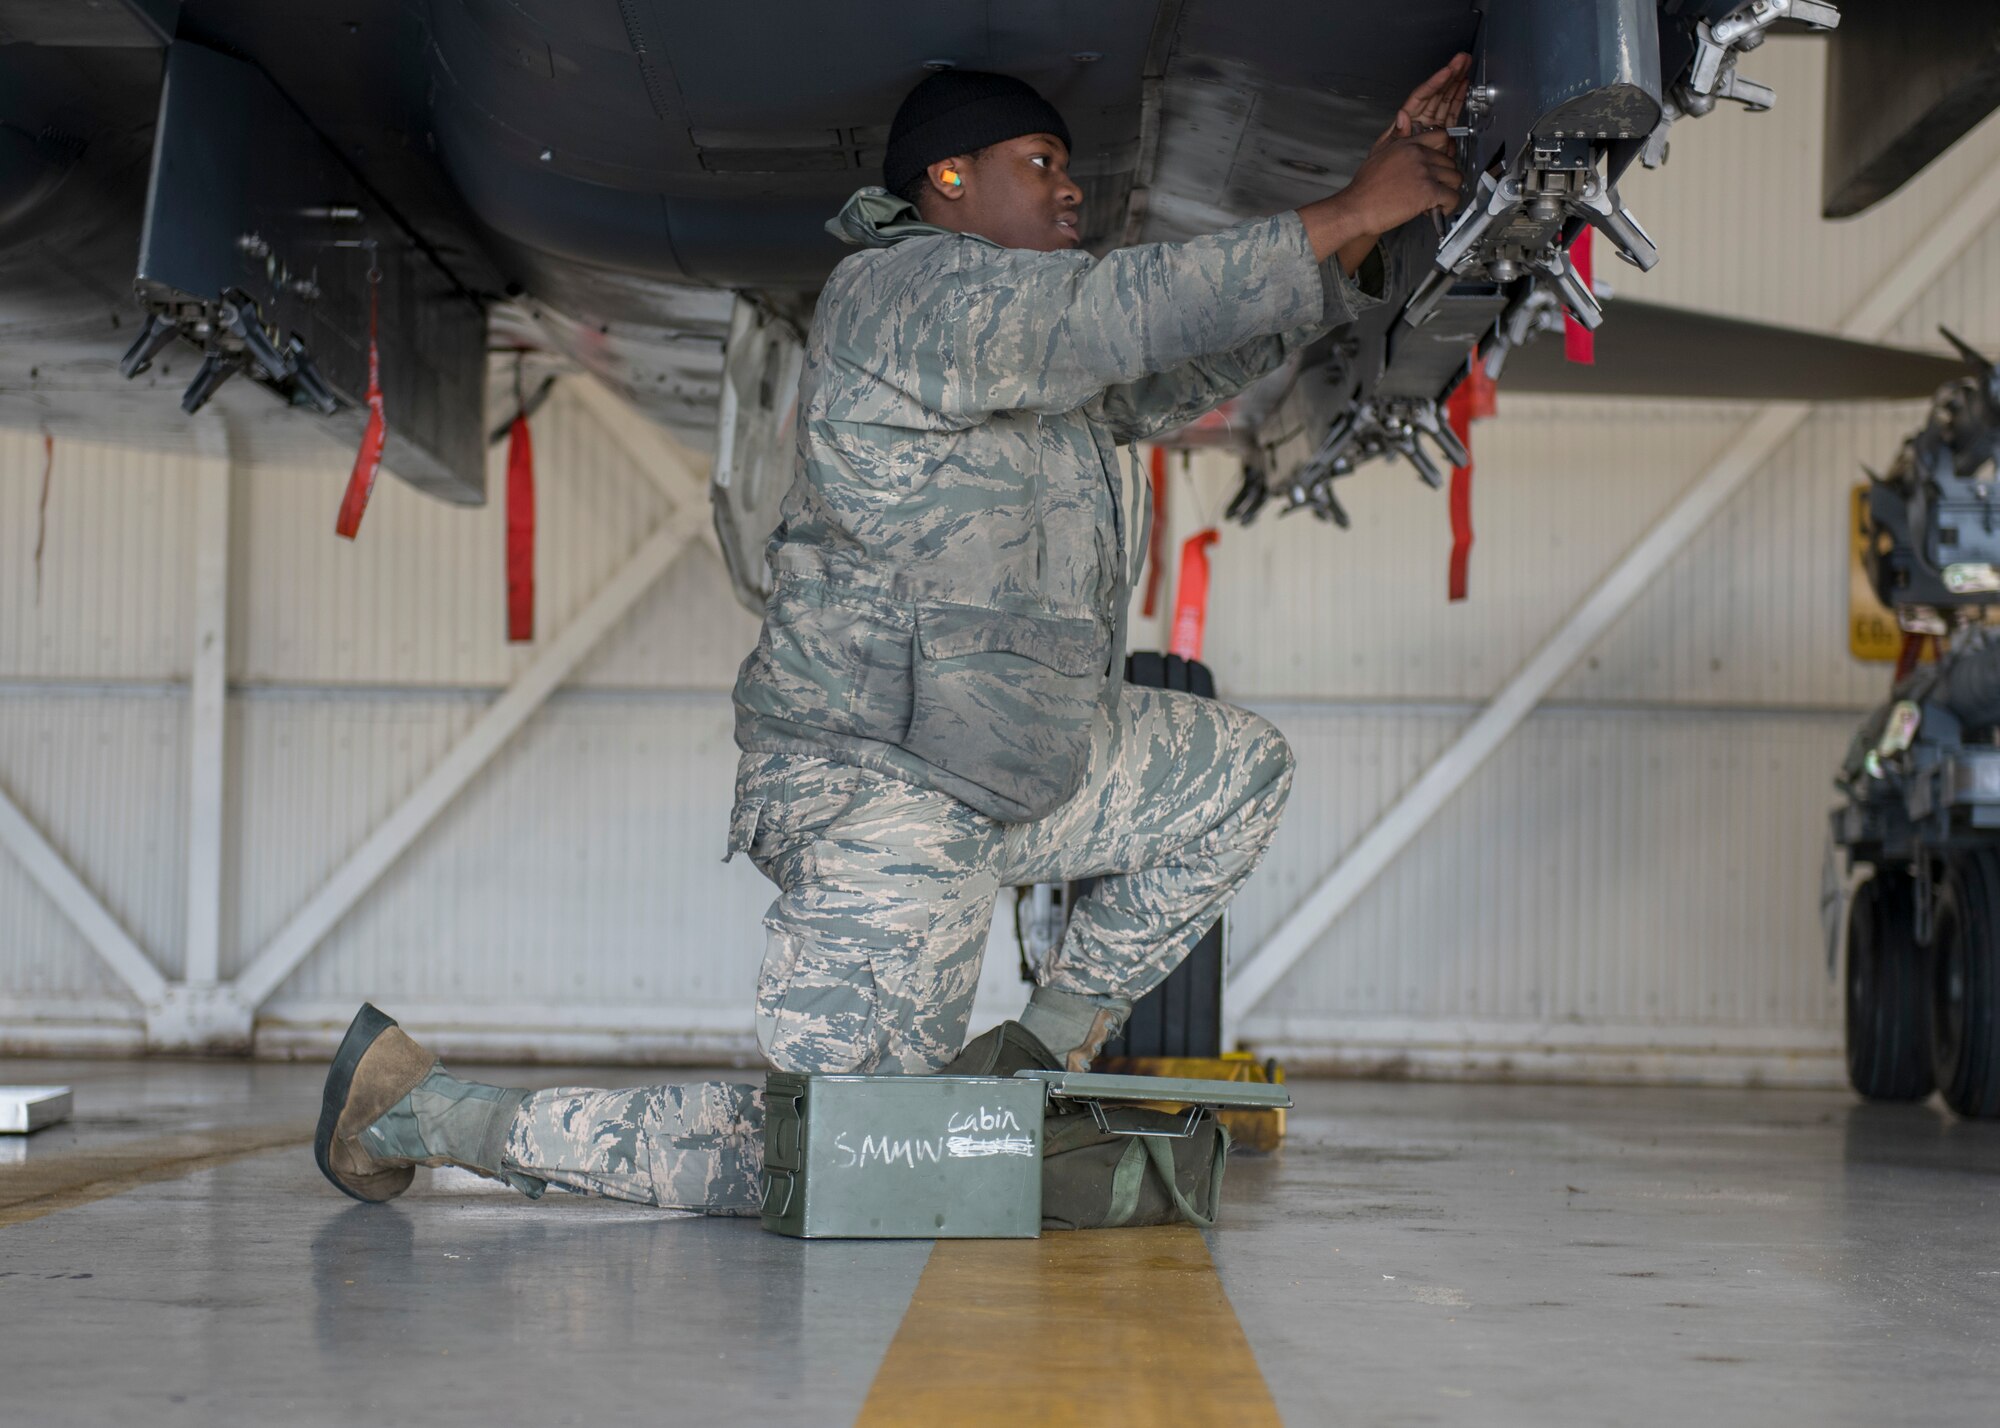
left=926, top=157, right=971, bottom=202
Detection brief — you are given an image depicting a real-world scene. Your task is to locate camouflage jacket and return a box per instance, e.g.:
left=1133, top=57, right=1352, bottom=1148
left=732, top=187, right=1387, bottom=822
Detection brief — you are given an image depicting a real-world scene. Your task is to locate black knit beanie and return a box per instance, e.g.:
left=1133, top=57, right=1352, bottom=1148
left=882, top=70, right=1072, bottom=196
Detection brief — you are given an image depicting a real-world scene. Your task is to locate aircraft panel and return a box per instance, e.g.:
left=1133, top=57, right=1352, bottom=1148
left=1823, top=0, right=2000, bottom=219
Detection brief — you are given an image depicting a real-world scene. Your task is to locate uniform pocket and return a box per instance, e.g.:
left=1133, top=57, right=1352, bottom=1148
left=755, top=916, right=884, bottom=1073
left=722, top=796, right=765, bottom=863
left=743, top=761, right=880, bottom=890
left=738, top=579, right=914, bottom=744
left=901, top=603, right=1108, bottom=821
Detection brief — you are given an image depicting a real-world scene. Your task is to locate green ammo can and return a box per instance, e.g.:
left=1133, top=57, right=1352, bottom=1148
left=758, top=1066, right=1293, bottom=1239
left=760, top=1072, right=1046, bottom=1238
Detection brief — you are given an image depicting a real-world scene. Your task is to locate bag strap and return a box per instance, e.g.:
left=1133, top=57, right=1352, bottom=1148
left=1103, top=1137, right=1151, bottom=1227
left=1140, top=1123, right=1230, bottom=1230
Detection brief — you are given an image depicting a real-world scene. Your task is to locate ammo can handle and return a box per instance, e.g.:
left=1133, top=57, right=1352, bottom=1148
left=759, top=1168, right=796, bottom=1218
left=1085, top=1100, right=1205, bottom=1139
left=767, top=1108, right=803, bottom=1169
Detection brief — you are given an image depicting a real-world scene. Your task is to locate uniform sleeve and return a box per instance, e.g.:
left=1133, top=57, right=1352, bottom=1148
left=848, top=211, right=1339, bottom=423
left=1093, top=240, right=1396, bottom=443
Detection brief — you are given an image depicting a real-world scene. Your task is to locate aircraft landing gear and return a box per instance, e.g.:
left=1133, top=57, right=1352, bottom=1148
left=1844, top=869, right=1934, bottom=1102
left=1930, top=851, right=2000, bottom=1117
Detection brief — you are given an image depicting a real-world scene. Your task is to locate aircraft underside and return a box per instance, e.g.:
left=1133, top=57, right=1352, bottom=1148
left=3, top=0, right=1997, bottom=607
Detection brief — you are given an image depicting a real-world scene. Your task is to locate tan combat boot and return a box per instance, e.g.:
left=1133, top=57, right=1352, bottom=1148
left=314, top=1003, right=532, bottom=1202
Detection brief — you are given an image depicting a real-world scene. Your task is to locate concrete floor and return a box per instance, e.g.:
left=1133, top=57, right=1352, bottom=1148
left=2, top=1058, right=1996, bottom=1427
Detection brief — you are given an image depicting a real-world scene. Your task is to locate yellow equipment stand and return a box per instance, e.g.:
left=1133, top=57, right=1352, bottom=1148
left=1094, top=1052, right=1287, bottom=1150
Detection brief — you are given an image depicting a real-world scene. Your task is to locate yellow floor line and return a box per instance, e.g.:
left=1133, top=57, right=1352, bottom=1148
left=857, top=1224, right=1283, bottom=1427
left=0, top=1123, right=310, bottom=1227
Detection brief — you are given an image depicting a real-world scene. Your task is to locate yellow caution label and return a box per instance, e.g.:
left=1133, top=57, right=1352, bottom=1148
left=1851, top=485, right=1901, bottom=662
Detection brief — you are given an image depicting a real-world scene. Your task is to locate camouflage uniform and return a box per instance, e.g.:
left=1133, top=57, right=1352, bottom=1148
left=734, top=188, right=1385, bottom=822
left=503, top=684, right=1293, bottom=1210
left=505, top=1081, right=766, bottom=1212
left=498, top=188, right=1386, bottom=1210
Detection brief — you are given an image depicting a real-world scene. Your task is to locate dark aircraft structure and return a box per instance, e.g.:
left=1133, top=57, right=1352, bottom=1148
left=1832, top=336, right=2000, bottom=1118
left=6, top=1, right=1999, bottom=609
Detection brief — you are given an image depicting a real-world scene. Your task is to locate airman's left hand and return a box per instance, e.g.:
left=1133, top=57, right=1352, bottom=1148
left=1371, top=53, right=1474, bottom=154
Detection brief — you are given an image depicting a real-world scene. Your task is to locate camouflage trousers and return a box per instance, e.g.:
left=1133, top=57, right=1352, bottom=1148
left=500, top=685, right=1294, bottom=1211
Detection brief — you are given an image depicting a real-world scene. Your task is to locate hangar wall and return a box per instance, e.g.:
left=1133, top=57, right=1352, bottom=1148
left=0, top=395, right=777, bottom=1058
left=3, top=39, right=1998, bottom=1081
left=1156, top=396, right=1938, bottom=1084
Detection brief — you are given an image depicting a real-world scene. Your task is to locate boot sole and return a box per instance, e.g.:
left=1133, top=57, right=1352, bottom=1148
left=314, top=1002, right=399, bottom=1203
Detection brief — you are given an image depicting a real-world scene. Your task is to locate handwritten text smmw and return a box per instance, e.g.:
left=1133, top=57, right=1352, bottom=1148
left=832, top=1132, right=944, bottom=1170
left=831, top=1106, right=1037, bottom=1169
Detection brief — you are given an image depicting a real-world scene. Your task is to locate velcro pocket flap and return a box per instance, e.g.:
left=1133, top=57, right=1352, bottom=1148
left=916, top=605, right=1108, bottom=677
left=723, top=796, right=765, bottom=863
left=902, top=605, right=1108, bottom=822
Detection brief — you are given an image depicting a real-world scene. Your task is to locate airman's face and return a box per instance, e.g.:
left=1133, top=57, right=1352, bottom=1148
left=924, top=133, right=1083, bottom=252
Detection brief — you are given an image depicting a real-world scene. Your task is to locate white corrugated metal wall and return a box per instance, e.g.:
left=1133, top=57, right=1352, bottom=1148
left=2, top=38, right=1995, bottom=1080
left=0, top=395, right=777, bottom=1057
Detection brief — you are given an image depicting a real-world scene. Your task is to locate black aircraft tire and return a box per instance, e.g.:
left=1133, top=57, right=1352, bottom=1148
left=1845, top=869, right=1935, bottom=1103
left=1931, top=850, right=2000, bottom=1118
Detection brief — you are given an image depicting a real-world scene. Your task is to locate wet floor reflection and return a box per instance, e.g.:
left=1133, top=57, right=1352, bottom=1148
left=301, top=1173, right=928, bottom=1420
left=15, top=1065, right=2000, bottom=1426
left=1839, top=1097, right=1999, bottom=1175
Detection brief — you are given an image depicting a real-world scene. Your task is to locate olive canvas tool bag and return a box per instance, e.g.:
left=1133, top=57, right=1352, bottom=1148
left=943, top=1022, right=1235, bottom=1232
left=1034, top=1100, right=1230, bottom=1231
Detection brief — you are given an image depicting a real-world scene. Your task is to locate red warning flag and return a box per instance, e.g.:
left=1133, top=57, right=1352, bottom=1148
left=1168, top=529, right=1220, bottom=661
left=1444, top=355, right=1499, bottom=603
left=505, top=413, right=535, bottom=643
left=1564, top=227, right=1596, bottom=366
left=335, top=272, right=386, bottom=539
left=1894, top=632, right=1930, bottom=684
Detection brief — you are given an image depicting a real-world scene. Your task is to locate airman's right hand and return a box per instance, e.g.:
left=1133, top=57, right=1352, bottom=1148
left=1331, top=123, right=1464, bottom=240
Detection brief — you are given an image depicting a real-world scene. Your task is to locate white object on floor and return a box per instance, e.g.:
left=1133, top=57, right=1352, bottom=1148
left=0, top=1086, right=73, bottom=1133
